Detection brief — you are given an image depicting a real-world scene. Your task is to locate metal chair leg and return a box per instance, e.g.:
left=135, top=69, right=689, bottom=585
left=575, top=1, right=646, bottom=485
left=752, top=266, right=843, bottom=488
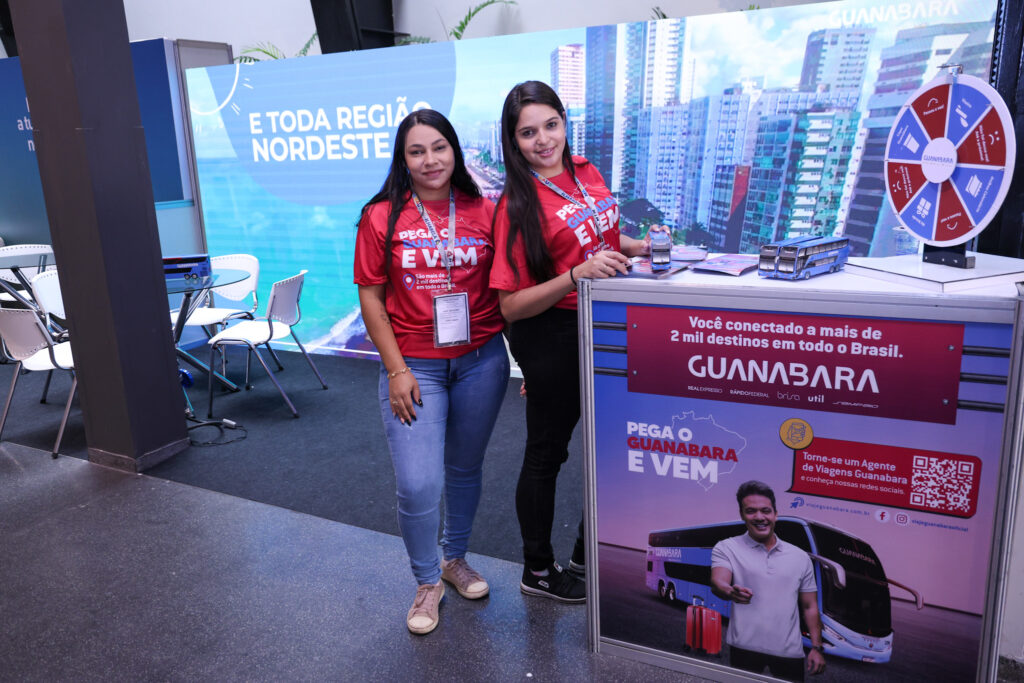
left=52, top=373, right=77, bottom=458
left=220, top=327, right=229, bottom=377
left=266, top=343, right=285, bottom=371
left=0, top=361, right=22, bottom=440
left=40, top=369, right=53, bottom=404
left=244, top=348, right=253, bottom=390
left=251, top=346, right=299, bottom=417
left=182, top=384, right=194, bottom=417
left=291, top=332, right=328, bottom=389
left=207, top=344, right=217, bottom=418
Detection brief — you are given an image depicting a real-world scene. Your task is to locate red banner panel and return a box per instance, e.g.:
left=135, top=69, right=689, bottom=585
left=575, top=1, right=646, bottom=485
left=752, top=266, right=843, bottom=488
left=626, top=307, right=964, bottom=424
left=936, top=180, right=974, bottom=241
left=911, top=83, right=950, bottom=140
left=790, top=437, right=980, bottom=518
left=957, top=107, right=1008, bottom=167
left=886, top=161, right=928, bottom=213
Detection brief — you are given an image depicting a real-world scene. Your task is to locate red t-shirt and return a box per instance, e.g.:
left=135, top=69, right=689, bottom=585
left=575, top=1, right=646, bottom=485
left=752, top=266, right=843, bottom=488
left=353, top=191, right=504, bottom=358
left=490, top=157, right=621, bottom=311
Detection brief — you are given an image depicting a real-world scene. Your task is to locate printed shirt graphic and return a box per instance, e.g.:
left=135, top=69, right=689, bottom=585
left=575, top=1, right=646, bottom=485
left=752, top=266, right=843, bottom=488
left=490, top=157, right=621, bottom=311
left=354, top=191, right=503, bottom=358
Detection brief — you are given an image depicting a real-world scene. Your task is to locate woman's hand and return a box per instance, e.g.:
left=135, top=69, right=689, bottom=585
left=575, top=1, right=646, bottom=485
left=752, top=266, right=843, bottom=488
left=574, top=249, right=631, bottom=279
left=389, top=369, right=421, bottom=425
left=627, top=223, right=672, bottom=257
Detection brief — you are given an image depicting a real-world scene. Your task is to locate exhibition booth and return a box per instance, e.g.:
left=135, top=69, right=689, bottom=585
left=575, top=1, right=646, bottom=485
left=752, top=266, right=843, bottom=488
left=579, top=260, right=1022, bottom=680
left=3, top=0, right=1023, bottom=679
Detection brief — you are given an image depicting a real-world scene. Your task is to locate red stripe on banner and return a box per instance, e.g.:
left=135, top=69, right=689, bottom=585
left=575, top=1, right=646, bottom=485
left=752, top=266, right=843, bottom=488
left=790, top=437, right=980, bottom=518
left=626, top=307, right=964, bottom=424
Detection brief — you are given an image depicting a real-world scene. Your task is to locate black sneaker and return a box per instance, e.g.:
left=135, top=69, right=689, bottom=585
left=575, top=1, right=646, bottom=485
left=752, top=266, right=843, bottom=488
left=520, top=563, right=586, bottom=603
left=569, top=544, right=585, bottom=578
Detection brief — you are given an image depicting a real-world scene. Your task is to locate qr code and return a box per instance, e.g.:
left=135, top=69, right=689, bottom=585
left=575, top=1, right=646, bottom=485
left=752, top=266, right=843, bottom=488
left=910, top=456, right=974, bottom=513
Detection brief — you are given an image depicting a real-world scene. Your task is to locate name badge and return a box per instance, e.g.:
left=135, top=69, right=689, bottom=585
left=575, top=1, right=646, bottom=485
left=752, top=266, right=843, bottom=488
left=432, top=290, right=471, bottom=348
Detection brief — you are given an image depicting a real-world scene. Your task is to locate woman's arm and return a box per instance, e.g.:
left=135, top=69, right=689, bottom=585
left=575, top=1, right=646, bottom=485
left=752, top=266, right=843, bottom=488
left=358, top=284, right=420, bottom=424
left=498, top=249, right=632, bottom=322
left=620, top=235, right=647, bottom=258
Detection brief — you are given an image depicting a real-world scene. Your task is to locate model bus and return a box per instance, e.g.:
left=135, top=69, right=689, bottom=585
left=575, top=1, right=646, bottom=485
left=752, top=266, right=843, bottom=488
left=649, top=230, right=673, bottom=271
left=645, top=517, right=922, bottom=663
left=759, top=235, right=849, bottom=280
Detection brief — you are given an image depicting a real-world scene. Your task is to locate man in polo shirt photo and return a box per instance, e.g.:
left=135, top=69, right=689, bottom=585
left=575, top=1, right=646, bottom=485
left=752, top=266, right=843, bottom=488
left=710, top=480, right=826, bottom=681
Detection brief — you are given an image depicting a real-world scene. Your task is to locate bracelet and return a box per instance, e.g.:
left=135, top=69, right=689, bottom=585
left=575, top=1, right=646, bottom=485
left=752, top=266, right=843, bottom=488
left=569, top=266, right=577, bottom=287
left=387, top=367, right=411, bottom=380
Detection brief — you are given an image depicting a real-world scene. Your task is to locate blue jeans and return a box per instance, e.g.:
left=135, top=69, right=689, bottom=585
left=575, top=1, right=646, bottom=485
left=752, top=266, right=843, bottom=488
left=378, top=332, right=509, bottom=585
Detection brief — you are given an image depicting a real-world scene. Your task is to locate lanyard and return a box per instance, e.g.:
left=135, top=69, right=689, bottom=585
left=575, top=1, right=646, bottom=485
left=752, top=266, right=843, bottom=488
left=411, top=189, right=457, bottom=291
left=529, top=168, right=608, bottom=246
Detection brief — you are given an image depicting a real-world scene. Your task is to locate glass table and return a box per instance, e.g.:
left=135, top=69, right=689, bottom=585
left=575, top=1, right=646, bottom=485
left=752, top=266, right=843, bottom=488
left=0, top=251, right=56, bottom=308
left=167, top=268, right=252, bottom=392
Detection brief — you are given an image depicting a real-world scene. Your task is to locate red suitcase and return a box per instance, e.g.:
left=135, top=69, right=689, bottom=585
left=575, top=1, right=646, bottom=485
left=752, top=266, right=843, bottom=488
left=684, top=596, right=722, bottom=655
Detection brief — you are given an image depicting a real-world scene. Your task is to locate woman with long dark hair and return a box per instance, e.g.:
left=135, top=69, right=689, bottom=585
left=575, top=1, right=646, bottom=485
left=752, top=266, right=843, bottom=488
left=354, top=109, right=509, bottom=633
left=490, top=81, right=657, bottom=602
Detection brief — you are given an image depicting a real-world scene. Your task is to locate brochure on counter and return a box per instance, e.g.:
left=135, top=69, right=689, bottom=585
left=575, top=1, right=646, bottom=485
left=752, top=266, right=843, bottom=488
left=670, top=245, right=709, bottom=262
left=625, top=257, right=689, bottom=280
left=690, top=254, right=759, bottom=276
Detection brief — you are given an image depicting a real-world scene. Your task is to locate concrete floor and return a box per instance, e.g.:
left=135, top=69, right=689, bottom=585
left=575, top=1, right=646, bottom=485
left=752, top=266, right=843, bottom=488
left=0, top=442, right=708, bottom=682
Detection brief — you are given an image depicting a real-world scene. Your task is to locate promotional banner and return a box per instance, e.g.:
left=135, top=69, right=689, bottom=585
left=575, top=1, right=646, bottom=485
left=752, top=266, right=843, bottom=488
left=185, top=0, right=998, bottom=357
left=1, top=40, right=191, bottom=246
left=627, top=307, right=964, bottom=423
left=0, top=57, right=49, bottom=245
left=594, top=300, right=1009, bottom=681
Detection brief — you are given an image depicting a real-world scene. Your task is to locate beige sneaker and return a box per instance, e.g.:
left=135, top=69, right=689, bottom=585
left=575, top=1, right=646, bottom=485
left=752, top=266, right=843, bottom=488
left=406, top=581, right=444, bottom=635
left=441, top=557, right=490, bottom=599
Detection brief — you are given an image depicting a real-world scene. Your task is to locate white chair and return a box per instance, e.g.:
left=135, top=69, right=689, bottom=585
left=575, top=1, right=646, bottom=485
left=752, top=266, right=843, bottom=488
left=0, top=307, right=77, bottom=457
left=172, top=254, right=260, bottom=330
left=0, top=244, right=55, bottom=304
left=30, top=269, right=70, bottom=404
left=30, top=269, right=66, bottom=329
left=206, top=270, right=327, bottom=418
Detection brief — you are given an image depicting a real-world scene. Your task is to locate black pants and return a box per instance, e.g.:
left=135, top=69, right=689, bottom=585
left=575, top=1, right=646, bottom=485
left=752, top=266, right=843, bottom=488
left=729, top=646, right=805, bottom=682
left=508, top=307, right=584, bottom=570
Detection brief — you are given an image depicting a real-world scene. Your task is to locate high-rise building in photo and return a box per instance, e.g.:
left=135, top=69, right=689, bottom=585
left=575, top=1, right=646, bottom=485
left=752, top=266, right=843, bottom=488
left=618, top=21, right=648, bottom=195
left=635, top=104, right=688, bottom=228
left=709, top=164, right=750, bottom=252
left=618, top=18, right=684, bottom=196
left=740, top=114, right=797, bottom=252
left=678, top=86, right=750, bottom=232
left=777, top=109, right=861, bottom=238
left=584, top=25, right=617, bottom=186
left=800, top=27, right=875, bottom=99
left=551, top=43, right=585, bottom=110
left=586, top=18, right=685, bottom=196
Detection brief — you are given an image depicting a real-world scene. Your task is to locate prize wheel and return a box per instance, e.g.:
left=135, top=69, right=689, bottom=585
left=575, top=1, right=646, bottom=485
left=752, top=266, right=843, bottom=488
left=884, top=71, right=1016, bottom=246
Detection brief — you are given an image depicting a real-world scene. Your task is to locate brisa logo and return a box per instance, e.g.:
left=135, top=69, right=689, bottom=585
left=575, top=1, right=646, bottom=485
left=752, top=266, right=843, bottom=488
left=922, top=154, right=955, bottom=164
